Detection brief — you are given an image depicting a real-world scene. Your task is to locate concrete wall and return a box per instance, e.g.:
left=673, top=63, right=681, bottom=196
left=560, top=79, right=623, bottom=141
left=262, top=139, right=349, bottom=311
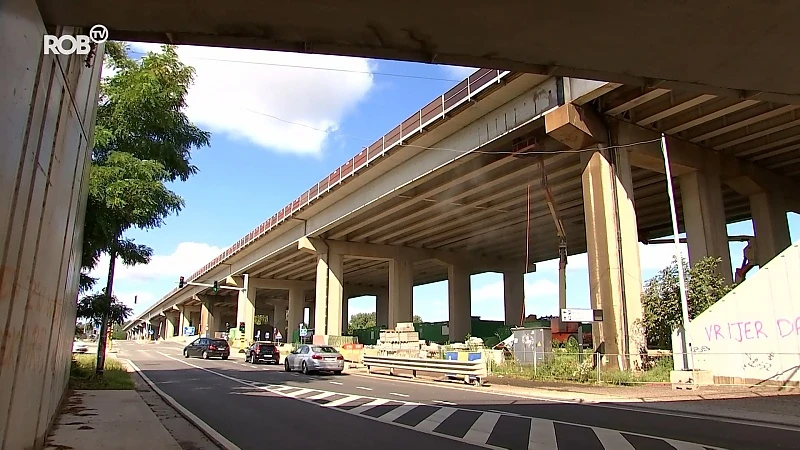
left=0, top=0, right=102, bottom=447
left=687, top=241, right=800, bottom=385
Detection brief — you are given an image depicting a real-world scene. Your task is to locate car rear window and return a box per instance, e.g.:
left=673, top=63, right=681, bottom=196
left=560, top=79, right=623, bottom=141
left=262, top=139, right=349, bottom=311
left=257, top=344, right=276, bottom=351
left=312, top=346, right=337, bottom=353
left=211, top=340, right=227, bottom=346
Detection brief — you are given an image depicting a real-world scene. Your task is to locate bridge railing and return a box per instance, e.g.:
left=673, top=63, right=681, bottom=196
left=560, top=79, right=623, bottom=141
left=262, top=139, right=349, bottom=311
left=363, top=354, right=488, bottom=385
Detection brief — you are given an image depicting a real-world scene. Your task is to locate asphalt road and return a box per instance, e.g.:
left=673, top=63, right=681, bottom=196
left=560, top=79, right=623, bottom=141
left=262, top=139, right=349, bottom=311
left=120, top=342, right=800, bottom=450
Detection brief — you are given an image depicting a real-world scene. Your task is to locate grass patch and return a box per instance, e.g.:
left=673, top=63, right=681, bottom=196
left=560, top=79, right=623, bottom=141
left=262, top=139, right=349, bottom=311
left=491, top=352, right=673, bottom=385
left=69, top=354, right=134, bottom=390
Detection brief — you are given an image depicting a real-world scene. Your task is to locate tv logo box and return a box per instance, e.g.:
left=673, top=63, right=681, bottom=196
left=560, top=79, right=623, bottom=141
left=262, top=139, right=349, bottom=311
left=44, top=25, right=108, bottom=55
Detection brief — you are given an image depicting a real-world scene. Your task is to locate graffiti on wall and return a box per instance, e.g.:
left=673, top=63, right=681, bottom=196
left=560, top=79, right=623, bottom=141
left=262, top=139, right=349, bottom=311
left=703, top=316, right=800, bottom=343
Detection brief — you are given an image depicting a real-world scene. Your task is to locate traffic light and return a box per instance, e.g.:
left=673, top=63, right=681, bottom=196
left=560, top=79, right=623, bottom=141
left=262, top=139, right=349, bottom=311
left=212, top=281, right=218, bottom=292
left=239, top=322, right=246, bottom=333
left=178, top=276, right=185, bottom=288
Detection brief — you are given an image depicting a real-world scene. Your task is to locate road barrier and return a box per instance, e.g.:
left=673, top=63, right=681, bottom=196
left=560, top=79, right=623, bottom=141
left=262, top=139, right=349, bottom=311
left=363, top=355, right=487, bottom=386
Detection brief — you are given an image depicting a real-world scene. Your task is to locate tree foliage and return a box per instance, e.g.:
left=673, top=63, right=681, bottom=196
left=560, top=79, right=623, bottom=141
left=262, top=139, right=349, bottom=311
left=640, top=256, right=735, bottom=349
left=77, top=291, right=134, bottom=327
left=80, top=43, right=210, bottom=291
left=348, top=312, right=423, bottom=333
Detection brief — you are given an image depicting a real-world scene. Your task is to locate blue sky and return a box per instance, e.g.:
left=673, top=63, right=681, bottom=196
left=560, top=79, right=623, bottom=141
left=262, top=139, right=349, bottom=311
left=91, top=44, right=800, bottom=324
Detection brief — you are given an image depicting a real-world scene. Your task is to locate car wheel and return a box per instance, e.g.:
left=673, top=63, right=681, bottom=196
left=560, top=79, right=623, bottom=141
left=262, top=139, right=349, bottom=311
left=246, top=353, right=251, bottom=363
left=302, top=361, right=310, bottom=375
left=202, top=351, right=209, bottom=360
left=284, top=360, right=291, bottom=372
left=222, top=355, right=228, bottom=360
left=333, top=370, right=342, bottom=375
left=183, top=350, right=189, bottom=358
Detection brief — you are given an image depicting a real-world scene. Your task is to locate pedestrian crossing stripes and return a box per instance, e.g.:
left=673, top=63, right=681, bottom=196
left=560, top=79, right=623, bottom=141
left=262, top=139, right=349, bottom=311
left=254, top=384, right=724, bottom=450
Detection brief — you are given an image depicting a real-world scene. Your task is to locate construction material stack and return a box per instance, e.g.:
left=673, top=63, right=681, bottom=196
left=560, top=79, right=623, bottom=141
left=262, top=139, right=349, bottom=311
left=376, top=322, right=423, bottom=357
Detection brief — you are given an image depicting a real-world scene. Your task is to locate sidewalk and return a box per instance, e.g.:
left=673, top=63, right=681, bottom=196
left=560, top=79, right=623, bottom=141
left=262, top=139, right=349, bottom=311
left=45, top=390, right=182, bottom=450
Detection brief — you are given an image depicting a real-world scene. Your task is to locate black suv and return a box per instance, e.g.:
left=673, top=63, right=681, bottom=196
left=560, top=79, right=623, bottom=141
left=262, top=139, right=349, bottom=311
left=247, top=341, right=280, bottom=364
left=184, top=338, right=230, bottom=359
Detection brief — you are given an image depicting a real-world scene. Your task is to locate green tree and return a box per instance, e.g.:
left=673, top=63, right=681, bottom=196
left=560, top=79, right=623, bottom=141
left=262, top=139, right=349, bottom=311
left=348, top=312, right=424, bottom=333
left=81, top=42, right=210, bottom=374
left=640, top=256, right=735, bottom=349
left=77, top=291, right=134, bottom=327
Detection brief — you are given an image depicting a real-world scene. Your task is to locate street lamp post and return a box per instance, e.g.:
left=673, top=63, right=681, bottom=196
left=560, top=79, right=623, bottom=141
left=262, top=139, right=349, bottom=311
left=660, top=133, right=693, bottom=372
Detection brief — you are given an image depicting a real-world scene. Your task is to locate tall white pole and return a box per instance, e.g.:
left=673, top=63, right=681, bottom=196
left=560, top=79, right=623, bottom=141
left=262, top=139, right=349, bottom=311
left=660, top=133, right=693, bottom=371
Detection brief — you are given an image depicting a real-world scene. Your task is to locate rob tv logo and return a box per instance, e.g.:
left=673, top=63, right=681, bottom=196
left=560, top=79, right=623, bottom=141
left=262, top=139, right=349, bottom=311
left=43, top=25, right=108, bottom=55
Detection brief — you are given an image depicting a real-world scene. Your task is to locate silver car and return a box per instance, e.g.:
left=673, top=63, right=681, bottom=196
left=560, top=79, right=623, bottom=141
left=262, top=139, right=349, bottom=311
left=284, top=344, right=344, bottom=375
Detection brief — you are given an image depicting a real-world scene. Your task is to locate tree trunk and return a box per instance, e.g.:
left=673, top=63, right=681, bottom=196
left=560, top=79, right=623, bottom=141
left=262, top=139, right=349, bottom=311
left=95, top=246, right=117, bottom=375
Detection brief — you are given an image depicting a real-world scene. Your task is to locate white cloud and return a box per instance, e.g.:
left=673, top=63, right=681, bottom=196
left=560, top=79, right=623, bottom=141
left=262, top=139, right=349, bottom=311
left=441, top=65, right=478, bottom=80
left=128, top=43, right=375, bottom=156
left=534, top=242, right=689, bottom=273
left=91, top=241, right=224, bottom=284
left=472, top=279, right=559, bottom=304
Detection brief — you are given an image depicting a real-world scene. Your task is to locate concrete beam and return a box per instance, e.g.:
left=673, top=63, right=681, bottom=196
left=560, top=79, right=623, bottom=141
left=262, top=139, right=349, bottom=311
left=545, top=103, right=607, bottom=150
left=614, top=120, right=800, bottom=212
left=225, top=275, right=313, bottom=291
left=302, top=238, right=534, bottom=274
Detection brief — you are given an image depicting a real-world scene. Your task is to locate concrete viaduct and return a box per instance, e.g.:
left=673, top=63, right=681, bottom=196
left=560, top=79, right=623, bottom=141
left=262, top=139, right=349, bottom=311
left=3, top=0, right=800, bottom=448
left=125, top=71, right=799, bottom=368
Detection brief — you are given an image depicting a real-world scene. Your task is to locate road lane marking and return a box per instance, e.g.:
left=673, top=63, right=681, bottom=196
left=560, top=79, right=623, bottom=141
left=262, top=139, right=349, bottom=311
left=349, top=398, right=389, bottom=414
left=308, top=392, right=336, bottom=400
left=356, top=386, right=373, bottom=391
left=377, top=404, right=418, bottom=423
left=153, top=351, right=728, bottom=450
left=285, top=388, right=314, bottom=397
left=389, top=392, right=409, bottom=397
left=415, top=406, right=457, bottom=432
left=432, top=400, right=456, bottom=406
left=125, top=359, right=242, bottom=450
left=528, top=417, right=558, bottom=450
left=463, top=411, right=501, bottom=444
left=329, top=381, right=343, bottom=385
left=592, top=428, right=635, bottom=450
left=322, top=395, right=363, bottom=407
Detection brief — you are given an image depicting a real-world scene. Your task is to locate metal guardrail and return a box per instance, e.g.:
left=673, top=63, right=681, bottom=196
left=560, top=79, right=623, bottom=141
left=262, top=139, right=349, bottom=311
left=363, top=355, right=487, bottom=386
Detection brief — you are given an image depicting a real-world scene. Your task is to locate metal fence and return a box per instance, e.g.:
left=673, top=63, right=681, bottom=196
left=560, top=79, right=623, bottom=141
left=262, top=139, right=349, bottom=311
left=489, top=351, right=800, bottom=386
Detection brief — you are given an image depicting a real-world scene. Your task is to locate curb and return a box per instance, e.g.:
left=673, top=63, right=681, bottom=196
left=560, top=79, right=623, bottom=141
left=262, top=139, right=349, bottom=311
left=124, top=359, right=242, bottom=450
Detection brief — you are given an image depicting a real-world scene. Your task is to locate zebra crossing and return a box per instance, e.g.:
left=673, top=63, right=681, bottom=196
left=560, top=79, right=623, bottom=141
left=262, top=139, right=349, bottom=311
left=250, top=383, right=722, bottom=450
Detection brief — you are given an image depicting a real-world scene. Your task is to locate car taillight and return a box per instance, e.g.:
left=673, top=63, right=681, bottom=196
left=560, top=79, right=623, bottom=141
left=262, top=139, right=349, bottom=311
left=337, top=355, right=344, bottom=360
left=312, top=354, right=323, bottom=360
left=209, top=345, right=216, bottom=350
left=256, top=345, right=261, bottom=352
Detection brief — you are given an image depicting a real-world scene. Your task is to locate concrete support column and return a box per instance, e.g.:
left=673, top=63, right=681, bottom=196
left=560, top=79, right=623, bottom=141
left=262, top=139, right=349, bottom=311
left=273, top=303, right=287, bottom=340
left=342, top=294, right=350, bottom=334
left=314, top=249, right=344, bottom=337
left=288, top=287, right=305, bottom=340
left=447, top=264, right=472, bottom=342
left=389, top=259, right=414, bottom=328
left=679, top=167, right=733, bottom=284
left=236, top=275, right=256, bottom=349
left=165, top=313, right=176, bottom=338
left=376, top=288, right=389, bottom=329
left=581, top=148, right=644, bottom=368
left=179, top=307, right=189, bottom=335
left=503, top=271, right=525, bottom=326
left=199, top=296, right=216, bottom=337
left=750, top=191, right=791, bottom=266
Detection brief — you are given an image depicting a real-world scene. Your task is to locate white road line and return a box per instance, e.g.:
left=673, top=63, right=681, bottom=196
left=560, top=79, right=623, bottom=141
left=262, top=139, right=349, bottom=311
left=284, top=388, right=314, bottom=398
left=593, top=428, right=635, bottom=450
left=432, top=400, right=456, bottom=406
left=665, top=439, right=709, bottom=450
left=308, top=392, right=336, bottom=400
left=349, top=398, right=389, bottom=414
left=389, top=392, right=409, bottom=398
left=323, top=395, right=362, bottom=408
left=377, top=404, right=417, bottom=423
left=249, top=365, right=258, bottom=369
left=415, top=407, right=457, bottom=432
left=528, top=418, right=557, bottom=450
left=270, top=386, right=294, bottom=391
left=463, top=412, right=501, bottom=444
left=329, top=381, right=343, bottom=385
left=356, top=386, right=373, bottom=391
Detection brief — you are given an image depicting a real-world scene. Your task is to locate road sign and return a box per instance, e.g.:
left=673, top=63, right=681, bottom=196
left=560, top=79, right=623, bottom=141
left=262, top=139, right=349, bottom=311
left=561, top=308, right=603, bottom=323
left=275, top=331, right=283, bottom=341
left=299, top=327, right=308, bottom=337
